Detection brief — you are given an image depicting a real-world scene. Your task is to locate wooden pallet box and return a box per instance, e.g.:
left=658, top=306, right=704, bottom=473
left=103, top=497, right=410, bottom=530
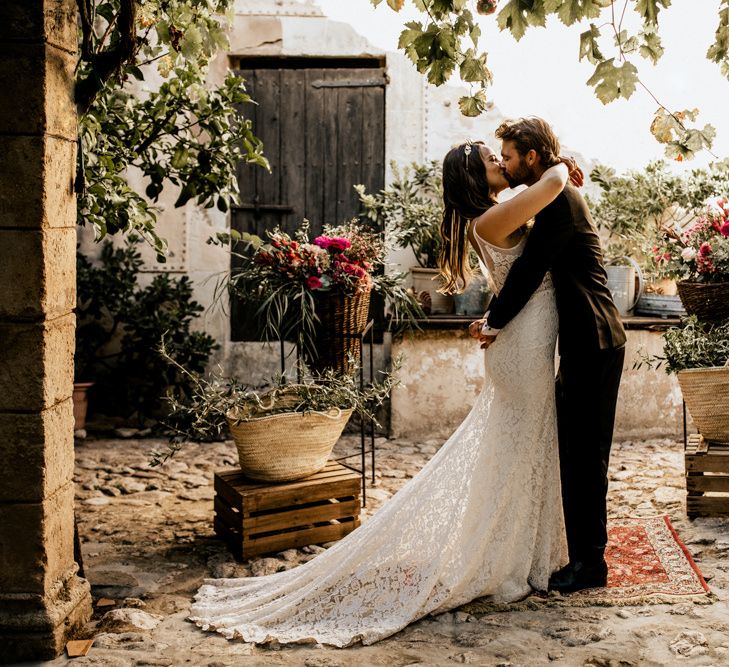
left=213, top=460, right=362, bottom=559
left=685, top=434, right=729, bottom=518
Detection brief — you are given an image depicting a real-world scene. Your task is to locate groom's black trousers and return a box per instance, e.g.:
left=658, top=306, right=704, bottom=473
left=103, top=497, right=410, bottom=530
left=556, top=345, right=625, bottom=564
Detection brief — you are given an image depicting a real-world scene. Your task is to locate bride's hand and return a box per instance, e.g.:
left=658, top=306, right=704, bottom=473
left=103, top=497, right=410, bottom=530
left=559, top=156, right=584, bottom=188
left=468, top=320, right=484, bottom=340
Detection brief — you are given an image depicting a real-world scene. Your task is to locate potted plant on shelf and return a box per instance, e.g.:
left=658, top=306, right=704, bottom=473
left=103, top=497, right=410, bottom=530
left=155, top=342, right=400, bottom=481
left=638, top=316, right=729, bottom=442
left=651, top=196, right=729, bottom=322
left=215, top=220, right=421, bottom=375
left=356, top=162, right=458, bottom=315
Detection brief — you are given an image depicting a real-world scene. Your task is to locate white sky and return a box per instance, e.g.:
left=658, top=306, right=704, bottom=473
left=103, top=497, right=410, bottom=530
left=316, top=0, right=729, bottom=173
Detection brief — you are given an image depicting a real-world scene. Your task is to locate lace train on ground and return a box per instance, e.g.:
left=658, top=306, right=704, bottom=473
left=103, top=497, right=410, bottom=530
left=189, top=237, right=567, bottom=647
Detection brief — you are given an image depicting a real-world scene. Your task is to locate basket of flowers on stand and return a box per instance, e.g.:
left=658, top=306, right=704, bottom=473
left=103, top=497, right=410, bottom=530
left=652, top=196, right=729, bottom=322
left=223, top=220, right=421, bottom=375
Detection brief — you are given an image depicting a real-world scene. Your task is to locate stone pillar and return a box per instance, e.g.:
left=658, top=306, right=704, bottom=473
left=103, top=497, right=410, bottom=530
left=0, top=1, right=92, bottom=661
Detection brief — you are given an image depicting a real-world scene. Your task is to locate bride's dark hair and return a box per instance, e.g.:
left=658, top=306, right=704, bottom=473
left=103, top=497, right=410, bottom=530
left=439, top=141, right=498, bottom=295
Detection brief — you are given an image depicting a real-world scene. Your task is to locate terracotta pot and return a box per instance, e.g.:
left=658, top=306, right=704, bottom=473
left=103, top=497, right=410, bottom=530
left=72, top=382, right=94, bottom=431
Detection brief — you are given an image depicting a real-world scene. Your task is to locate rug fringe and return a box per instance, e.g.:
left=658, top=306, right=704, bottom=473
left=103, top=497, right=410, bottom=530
left=461, top=591, right=717, bottom=615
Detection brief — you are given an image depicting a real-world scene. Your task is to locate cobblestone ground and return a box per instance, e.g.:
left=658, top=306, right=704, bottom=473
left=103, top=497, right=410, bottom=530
left=22, top=434, right=729, bottom=667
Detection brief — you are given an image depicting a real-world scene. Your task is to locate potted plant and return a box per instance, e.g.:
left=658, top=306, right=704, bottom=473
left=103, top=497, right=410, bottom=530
left=357, top=162, right=455, bottom=315
left=639, top=316, right=729, bottom=442
left=155, top=342, right=400, bottom=480
left=216, top=220, right=421, bottom=374
left=651, top=196, right=729, bottom=322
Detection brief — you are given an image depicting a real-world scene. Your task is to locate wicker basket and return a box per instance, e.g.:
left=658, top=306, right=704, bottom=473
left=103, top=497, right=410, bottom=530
left=676, top=281, right=729, bottom=322
left=227, top=386, right=353, bottom=482
left=309, top=289, right=371, bottom=375
left=677, top=363, right=729, bottom=442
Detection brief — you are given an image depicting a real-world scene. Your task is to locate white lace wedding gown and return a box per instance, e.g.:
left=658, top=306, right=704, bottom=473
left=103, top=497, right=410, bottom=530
left=189, top=233, right=567, bottom=647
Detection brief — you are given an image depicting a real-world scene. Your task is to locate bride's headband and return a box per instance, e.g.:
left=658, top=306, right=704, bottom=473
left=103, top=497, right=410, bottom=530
left=464, top=141, right=473, bottom=167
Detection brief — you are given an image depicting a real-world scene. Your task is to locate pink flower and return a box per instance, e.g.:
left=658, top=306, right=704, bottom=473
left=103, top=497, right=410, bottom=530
left=305, top=275, right=323, bottom=290
left=699, top=242, right=712, bottom=257
left=314, top=236, right=352, bottom=252
left=721, top=222, right=729, bottom=237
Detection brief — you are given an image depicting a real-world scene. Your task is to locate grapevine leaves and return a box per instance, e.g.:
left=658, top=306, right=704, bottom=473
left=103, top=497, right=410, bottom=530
left=496, top=0, right=545, bottom=41
left=394, top=4, right=491, bottom=110
left=650, top=109, right=716, bottom=161
left=586, top=58, right=639, bottom=104
left=707, top=1, right=729, bottom=81
left=579, top=24, right=604, bottom=64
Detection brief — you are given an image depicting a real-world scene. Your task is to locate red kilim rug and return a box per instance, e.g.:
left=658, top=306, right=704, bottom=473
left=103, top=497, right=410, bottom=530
left=565, top=515, right=710, bottom=605
left=463, top=516, right=711, bottom=612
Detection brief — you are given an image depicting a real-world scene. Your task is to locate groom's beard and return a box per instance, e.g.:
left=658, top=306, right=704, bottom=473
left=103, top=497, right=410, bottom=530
left=505, top=158, right=535, bottom=188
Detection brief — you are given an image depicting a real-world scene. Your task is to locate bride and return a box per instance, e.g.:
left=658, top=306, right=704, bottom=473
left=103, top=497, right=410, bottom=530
left=189, top=141, right=580, bottom=648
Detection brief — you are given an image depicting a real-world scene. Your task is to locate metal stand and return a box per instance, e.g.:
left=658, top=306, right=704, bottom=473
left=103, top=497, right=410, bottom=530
left=279, top=320, right=377, bottom=506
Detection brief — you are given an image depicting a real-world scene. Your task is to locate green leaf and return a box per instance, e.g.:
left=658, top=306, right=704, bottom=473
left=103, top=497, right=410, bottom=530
left=579, top=24, right=603, bottom=64
left=398, top=21, right=424, bottom=49
left=427, top=57, right=455, bottom=85
left=459, top=50, right=489, bottom=82
left=586, top=58, right=639, bottom=104
left=127, top=65, right=145, bottom=81
left=639, top=28, right=664, bottom=64
left=458, top=90, right=489, bottom=117
left=497, top=0, right=537, bottom=41
left=635, top=0, right=671, bottom=26
left=614, top=29, right=639, bottom=54
left=545, top=0, right=604, bottom=26
left=470, top=22, right=482, bottom=48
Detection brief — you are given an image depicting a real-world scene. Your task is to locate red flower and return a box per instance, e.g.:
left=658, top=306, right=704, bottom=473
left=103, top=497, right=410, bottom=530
left=721, top=222, right=729, bottom=237
left=314, top=236, right=352, bottom=252
left=306, top=275, right=323, bottom=290
left=699, top=242, right=712, bottom=257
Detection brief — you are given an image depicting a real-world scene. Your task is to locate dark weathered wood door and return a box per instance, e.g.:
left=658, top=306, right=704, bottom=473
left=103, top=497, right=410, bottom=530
left=231, top=63, right=386, bottom=342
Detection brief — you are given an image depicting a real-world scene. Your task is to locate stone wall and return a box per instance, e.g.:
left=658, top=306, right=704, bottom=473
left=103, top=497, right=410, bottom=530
left=0, top=0, right=92, bottom=660
left=390, top=327, right=686, bottom=443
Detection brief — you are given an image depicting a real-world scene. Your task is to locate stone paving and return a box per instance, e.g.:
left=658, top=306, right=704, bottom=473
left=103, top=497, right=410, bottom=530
left=18, top=434, right=729, bottom=666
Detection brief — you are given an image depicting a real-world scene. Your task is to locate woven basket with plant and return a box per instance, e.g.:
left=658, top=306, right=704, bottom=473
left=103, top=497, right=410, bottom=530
left=227, top=385, right=353, bottom=482
left=639, top=316, right=729, bottom=442
left=154, top=340, right=401, bottom=478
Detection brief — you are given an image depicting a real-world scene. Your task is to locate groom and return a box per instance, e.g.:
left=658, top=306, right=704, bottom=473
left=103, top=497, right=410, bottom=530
left=475, top=117, right=626, bottom=593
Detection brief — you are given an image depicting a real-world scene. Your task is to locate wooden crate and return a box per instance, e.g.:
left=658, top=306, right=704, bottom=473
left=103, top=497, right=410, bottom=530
left=686, top=433, right=729, bottom=518
left=213, top=460, right=361, bottom=560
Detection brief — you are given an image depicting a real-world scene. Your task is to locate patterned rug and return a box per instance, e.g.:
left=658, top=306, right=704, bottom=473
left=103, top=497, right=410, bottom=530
left=462, top=515, right=712, bottom=613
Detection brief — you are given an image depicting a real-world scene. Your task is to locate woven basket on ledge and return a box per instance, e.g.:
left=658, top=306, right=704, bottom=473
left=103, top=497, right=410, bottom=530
left=227, top=385, right=353, bottom=482
left=676, top=281, right=729, bottom=323
left=677, top=362, right=729, bottom=443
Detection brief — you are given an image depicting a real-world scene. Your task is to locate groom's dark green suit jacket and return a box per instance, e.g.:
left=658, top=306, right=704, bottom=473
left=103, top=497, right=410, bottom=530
left=486, top=183, right=626, bottom=355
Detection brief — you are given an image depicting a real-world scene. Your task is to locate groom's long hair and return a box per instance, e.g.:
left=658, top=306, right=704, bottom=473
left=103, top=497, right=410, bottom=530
left=439, top=141, right=497, bottom=294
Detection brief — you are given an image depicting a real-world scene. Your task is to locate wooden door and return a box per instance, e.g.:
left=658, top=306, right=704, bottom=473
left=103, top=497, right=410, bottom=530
left=231, top=63, right=386, bottom=342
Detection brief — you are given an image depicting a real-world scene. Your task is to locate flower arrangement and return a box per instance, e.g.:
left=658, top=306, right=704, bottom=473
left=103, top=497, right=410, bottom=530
left=253, top=220, right=379, bottom=296
left=212, top=220, right=422, bottom=363
left=652, top=196, right=729, bottom=283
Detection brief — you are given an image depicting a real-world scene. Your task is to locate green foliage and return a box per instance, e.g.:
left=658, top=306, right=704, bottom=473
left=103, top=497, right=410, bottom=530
left=356, top=161, right=443, bottom=269
left=75, top=237, right=218, bottom=425
left=154, top=348, right=402, bottom=461
left=377, top=0, right=725, bottom=160
left=637, top=316, right=729, bottom=374
left=589, top=160, right=729, bottom=276
left=76, top=1, right=269, bottom=255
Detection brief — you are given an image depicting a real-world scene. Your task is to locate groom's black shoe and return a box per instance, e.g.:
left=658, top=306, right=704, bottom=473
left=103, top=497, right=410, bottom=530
left=548, top=559, right=608, bottom=593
